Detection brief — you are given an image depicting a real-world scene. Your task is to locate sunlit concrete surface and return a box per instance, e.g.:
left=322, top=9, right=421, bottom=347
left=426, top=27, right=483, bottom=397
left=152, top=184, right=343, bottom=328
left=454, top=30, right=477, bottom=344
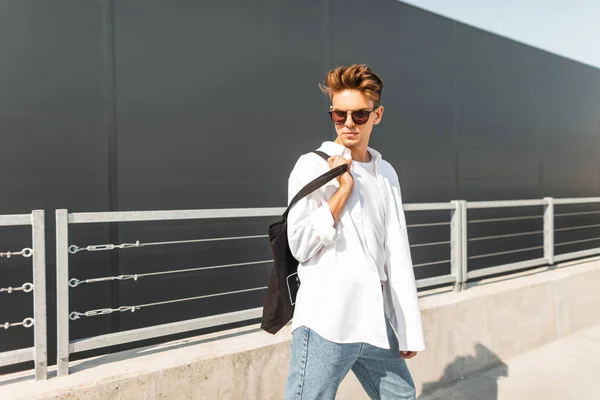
left=418, top=322, right=600, bottom=399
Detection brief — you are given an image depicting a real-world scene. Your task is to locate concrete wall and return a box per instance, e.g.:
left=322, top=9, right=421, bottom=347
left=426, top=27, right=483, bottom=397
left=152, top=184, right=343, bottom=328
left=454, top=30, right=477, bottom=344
left=3, top=257, right=600, bottom=399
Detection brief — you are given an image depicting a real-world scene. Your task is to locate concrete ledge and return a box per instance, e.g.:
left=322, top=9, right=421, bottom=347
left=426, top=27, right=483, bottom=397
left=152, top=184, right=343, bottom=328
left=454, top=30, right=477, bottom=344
left=2, top=258, right=600, bottom=399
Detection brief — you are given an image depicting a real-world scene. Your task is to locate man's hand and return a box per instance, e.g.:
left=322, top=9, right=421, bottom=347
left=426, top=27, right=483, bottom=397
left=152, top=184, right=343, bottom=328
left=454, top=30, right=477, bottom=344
left=328, top=156, right=353, bottom=189
left=326, top=156, right=353, bottom=224
left=400, top=351, right=417, bottom=360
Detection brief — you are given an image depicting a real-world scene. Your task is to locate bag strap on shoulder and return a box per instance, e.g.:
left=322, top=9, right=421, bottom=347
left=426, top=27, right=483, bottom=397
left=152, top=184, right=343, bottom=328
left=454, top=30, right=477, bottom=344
left=283, top=151, right=346, bottom=218
left=313, top=150, right=329, bottom=161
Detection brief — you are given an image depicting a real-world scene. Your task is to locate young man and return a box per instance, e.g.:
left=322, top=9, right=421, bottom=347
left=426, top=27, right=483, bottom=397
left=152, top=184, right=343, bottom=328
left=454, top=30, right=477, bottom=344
left=285, top=64, right=425, bottom=400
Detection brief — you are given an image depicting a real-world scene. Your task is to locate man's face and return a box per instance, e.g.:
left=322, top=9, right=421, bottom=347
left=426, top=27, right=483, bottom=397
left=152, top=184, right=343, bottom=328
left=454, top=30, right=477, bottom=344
left=331, top=89, right=384, bottom=150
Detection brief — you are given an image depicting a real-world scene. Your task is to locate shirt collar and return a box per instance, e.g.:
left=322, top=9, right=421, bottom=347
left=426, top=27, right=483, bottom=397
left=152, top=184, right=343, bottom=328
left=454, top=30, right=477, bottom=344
left=317, top=141, right=382, bottom=164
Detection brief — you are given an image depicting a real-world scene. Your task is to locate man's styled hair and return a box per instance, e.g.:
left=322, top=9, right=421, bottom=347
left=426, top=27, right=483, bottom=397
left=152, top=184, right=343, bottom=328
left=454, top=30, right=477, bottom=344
left=319, top=64, right=384, bottom=106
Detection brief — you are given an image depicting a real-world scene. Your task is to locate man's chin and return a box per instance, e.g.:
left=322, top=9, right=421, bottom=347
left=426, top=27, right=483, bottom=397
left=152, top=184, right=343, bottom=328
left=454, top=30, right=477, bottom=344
left=341, top=138, right=359, bottom=148
left=335, top=136, right=362, bottom=148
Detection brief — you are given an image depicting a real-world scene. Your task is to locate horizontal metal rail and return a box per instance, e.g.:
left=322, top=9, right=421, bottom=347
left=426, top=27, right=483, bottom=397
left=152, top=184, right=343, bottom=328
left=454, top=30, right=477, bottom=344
left=554, top=198, right=600, bottom=205
left=467, top=257, right=548, bottom=280
left=467, top=199, right=547, bottom=209
left=554, top=248, right=600, bottom=263
left=70, top=307, right=263, bottom=353
left=416, top=274, right=456, bottom=289
left=0, top=214, right=31, bottom=227
left=403, top=203, right=455, bottom=211
left=69, top=208, right=286, bottom=224
left=0, top=347, right=34, bottom=368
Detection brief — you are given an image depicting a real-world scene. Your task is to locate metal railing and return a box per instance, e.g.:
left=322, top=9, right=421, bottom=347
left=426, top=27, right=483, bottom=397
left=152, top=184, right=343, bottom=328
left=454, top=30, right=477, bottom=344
left=0, top=210, right=47, bottom=381
left=55, top=208, right=280, bottom=377
left=55, top=197, right=600, bottom=376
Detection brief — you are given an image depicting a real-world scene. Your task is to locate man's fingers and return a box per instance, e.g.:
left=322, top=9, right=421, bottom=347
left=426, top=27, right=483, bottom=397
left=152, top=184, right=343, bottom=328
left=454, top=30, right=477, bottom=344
left=328, top=156, right=349, bottom=169
left=400, top=351, right=417, bottom=360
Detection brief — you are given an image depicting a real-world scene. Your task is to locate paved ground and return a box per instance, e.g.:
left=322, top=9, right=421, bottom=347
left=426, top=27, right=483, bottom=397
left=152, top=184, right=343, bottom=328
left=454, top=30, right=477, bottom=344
left=419, top=323, right=600, bottom=399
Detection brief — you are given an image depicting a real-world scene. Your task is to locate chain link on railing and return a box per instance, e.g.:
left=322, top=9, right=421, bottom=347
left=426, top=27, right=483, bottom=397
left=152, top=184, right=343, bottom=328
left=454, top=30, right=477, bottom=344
left=2, top=317, right=34, bottom=329
left=68, top=234, right=269, bottom=255
left=0, top=247, right=33, bottom=258
left=0, top=282, right=34, bottom=294
left=69, top=241, right=141, bottom=254
left=69, top=286, right=267, bottom=320
left=69, top=274, right=139, bottom=288
left=69, top=306, right=140, bottom=320
left=68, top=260, right=272, bottom=287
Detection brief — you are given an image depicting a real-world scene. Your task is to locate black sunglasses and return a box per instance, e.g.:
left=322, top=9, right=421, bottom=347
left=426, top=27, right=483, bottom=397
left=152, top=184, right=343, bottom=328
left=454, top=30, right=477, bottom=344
left=328, top=107, right=379, bottom=125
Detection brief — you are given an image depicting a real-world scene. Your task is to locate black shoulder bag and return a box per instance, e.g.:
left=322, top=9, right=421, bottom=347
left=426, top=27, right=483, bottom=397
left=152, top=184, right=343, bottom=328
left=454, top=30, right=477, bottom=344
left=261, top=151, right=346, bottom=334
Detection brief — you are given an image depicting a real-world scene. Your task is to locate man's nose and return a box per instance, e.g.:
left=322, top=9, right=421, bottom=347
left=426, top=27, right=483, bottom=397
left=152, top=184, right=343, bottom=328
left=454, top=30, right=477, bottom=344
left=344, top=113, right=355, bottom=128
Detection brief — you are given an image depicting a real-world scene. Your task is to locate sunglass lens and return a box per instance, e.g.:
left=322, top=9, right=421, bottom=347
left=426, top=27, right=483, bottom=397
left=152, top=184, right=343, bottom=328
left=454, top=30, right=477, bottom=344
left=352, top=111, right=370, bottom=125
left=330, top=111, right=347, bottom=125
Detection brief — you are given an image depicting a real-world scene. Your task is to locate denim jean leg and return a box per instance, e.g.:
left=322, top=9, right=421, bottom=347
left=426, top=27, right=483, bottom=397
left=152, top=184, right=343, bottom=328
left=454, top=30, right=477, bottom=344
left=285, top=326, right=360, bottom=400
left=351, top=321, right=416, bottom=400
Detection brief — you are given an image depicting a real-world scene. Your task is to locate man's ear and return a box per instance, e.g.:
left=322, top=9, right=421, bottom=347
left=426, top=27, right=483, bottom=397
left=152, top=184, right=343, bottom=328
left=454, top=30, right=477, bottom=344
left=373, top=105, right=384, bottom=125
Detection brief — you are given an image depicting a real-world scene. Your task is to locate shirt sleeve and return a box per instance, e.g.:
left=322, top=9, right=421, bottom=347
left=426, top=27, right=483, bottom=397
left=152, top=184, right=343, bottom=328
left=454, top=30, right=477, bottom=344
left=286, top=155, right=340, bottom=263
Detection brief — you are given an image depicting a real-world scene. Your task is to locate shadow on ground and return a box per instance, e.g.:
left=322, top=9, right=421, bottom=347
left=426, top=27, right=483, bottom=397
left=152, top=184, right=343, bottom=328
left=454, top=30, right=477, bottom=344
left=418, top=343, right=508, bottom=400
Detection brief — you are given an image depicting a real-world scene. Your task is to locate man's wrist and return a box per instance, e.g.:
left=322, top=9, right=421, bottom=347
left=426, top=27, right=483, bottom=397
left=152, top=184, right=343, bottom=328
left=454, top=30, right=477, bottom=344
left=337, top=184, right=353, bottom=196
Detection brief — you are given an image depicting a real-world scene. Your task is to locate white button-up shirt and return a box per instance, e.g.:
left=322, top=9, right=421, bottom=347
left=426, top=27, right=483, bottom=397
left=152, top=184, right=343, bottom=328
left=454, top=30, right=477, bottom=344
left=353, top=158, right=387, bottom=282
left=287, top=141, right=425, bottom=351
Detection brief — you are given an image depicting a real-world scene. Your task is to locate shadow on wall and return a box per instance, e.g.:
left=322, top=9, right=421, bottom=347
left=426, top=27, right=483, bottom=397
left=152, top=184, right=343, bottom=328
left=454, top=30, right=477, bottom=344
left=418, top=343, right=508, bottom=400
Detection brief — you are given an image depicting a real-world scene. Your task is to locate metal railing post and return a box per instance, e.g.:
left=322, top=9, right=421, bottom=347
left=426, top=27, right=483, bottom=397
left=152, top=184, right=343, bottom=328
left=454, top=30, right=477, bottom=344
left=56, top=209, right=70, bottom=376
left=31, top=210, right=47, bottom=380
left=460, top=201, right=468, bottom=290
left=544, top=197, right=554, bottom=265
left=450, top=201, right=463, bottom=291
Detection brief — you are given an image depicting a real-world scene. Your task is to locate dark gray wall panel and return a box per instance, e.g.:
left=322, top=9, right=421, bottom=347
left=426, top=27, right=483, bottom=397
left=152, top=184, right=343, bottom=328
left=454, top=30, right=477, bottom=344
left=0, top=0, right=111, bottom=372
left=455, top=25, right=546, bottom=151
left=542, top=153, right=600, bottom=197
left=114, top=0, right=328, bottom=211
left=458, top=147, right=540, bottom=200
left=389, top=145, right=456, bottom=202
left=0, top=0, right=108, bottom=212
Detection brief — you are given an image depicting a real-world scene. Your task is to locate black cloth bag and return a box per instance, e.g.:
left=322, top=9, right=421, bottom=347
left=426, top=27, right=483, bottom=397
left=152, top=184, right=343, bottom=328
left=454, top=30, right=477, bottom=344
left=261, top=151, right=346, bottom=334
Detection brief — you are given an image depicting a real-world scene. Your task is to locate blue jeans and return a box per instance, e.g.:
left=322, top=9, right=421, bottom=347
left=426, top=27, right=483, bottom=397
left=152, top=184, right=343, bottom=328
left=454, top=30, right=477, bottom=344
left=285, top=320, right=416, bottom=400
